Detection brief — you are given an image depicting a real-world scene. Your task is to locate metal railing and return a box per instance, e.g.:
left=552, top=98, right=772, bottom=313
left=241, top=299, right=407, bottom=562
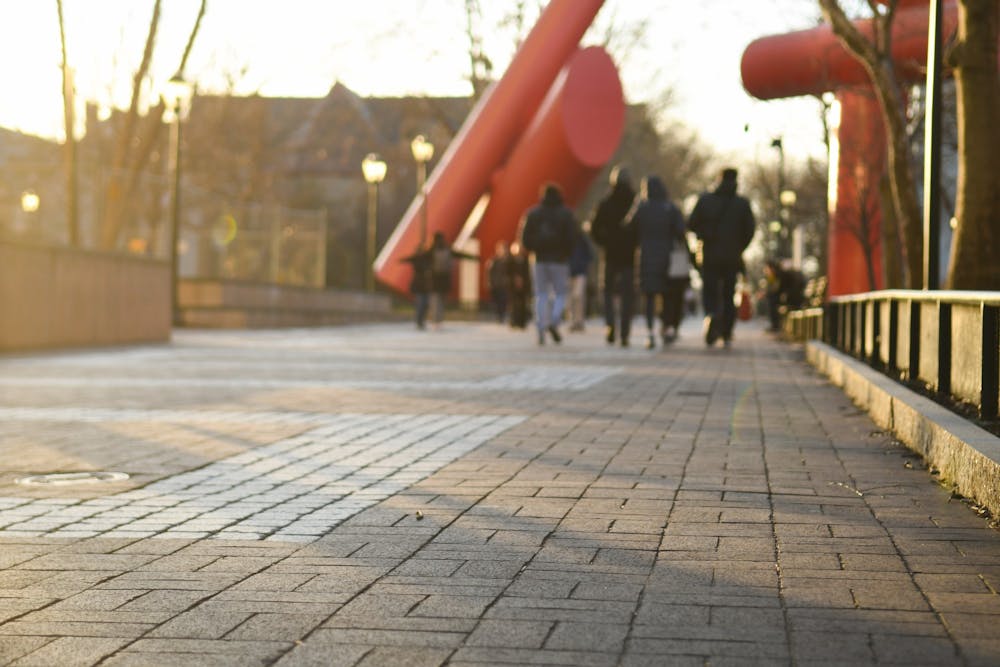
left=817, top=290, right=1000, bottom=421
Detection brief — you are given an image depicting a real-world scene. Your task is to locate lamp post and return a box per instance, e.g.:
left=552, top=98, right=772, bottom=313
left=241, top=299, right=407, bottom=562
left=410, top=135, right=434, bottom=245
left=780, top=189, right=799, bottom=268
left=19, top=190, right=40, bottom=236
left=162, top=74, right=193, bottom=326
left=361, top=153, right=387, bottom=292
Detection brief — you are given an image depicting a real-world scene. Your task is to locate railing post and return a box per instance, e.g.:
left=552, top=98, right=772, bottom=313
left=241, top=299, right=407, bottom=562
left=871, top=297, right=882, bottom=368
left=982, top=304, right=999, bottom=421
left=888, top=298, right=899, bottom=375
left=937, top=301, right=952, bottom=396
left=909, top=301, right=921, bottom=383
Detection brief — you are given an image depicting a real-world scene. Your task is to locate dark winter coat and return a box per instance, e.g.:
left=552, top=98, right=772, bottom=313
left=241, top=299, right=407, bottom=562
left=632, top=177, right=686, bottom=294
left=401, top=249, right=433, bottom=295
left=520, top=186, right=577, bottom=263
left=590, top=180, right=637, bottom=266
left=688, top=178, right=756, bottom=269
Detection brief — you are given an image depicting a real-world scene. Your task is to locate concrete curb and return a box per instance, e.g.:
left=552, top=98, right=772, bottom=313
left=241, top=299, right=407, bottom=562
left=807, top=340, right=1000, bottom=517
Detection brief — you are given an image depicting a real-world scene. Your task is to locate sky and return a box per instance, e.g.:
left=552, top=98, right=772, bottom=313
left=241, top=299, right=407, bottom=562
left=0, top=0, right=830, bottom=166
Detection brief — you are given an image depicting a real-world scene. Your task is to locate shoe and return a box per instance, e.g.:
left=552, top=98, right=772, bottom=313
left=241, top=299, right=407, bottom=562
left=703, top=316, right=718, bottom=346
left=548, top=326, right=562, bottom=344
left=663, top=327, right=676, bottom=344
left=537, top=329, right=545, bottom=346
left=646, top=335, right=655, bottom=350
left=620, top=337, right=629, bottom=348
left=605, top=326, right=615, bottom=344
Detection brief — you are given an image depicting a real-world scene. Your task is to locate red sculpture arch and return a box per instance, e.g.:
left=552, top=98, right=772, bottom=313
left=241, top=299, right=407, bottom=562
left=741, top=1, right=958, bottom=296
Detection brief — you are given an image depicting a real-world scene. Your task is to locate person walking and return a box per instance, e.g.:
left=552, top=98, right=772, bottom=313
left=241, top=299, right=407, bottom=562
left=400, top=241, right=433, bottom=330
left=590, top=166, right=637, bottom=347
left=506, top=241, right=531, bottom=329
left=662, top=229, right=693, bottom=343
left=519, top=183, right=576, bottom=345
left=427, top=231, right=477, bottom=329
left=689, top=168, right=756, bottom=347
left=631, top=175, right=686, bottom=350
left=567, top=222, right=594, bottom=332
left=486, top=241, right=510, bottom=324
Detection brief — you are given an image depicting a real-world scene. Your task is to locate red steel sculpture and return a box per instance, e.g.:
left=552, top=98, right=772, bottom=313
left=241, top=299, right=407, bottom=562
left=741, top=0, right=957, bottom=296
left=373, top=0, right=625, bottom=297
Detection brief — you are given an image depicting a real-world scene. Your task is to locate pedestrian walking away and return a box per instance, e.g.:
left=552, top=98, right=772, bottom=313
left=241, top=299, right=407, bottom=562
left=688, top=167, right=756, bottom=347
left=506, top=242, right=532, bottom=329
left=631, top=175, right=686, bottom=350
left=486, top=241, right=511, bottom=324
left=427, top=231, right=477, bottom=329
left=568, top=222, right=594, bottom=332
left=519, top=183, right=577, bottom=346
left=590, top=165, right=637, bottom=347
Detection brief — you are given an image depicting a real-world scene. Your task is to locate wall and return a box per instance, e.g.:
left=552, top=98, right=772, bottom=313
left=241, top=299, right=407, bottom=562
left=0, top=241, right=171, bottom=351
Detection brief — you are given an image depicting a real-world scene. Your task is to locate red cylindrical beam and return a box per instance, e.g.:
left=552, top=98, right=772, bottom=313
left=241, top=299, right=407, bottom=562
left=741, top=1, right=958, bottom=99
left=475, top=46, right=626, bottom=298
left=374, top=0, right=606, bottom=295
left=827, top=90, right=887, bottom=296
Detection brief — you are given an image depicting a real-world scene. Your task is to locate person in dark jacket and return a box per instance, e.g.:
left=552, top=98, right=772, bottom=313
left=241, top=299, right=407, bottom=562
left=689, top=168, right=756, bottom=346
left=519, top=183, right=577, bottom=345
left=426, top=231, right=477, bottom=329
left=506, top=241, right=531, bottom=329
left=486, top=241, right=510, bottom=323
left=400, top=241, right=433, bottom=330
left=631, top=175, right=686, bottom=350
left=567, top=223, right=594, bottom=332
left=590, top=166, right=637, bottom=347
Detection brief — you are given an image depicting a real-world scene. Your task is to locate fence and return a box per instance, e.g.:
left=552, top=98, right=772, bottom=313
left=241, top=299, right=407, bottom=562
left=177, top=194, right=327, bottom=288
left=791, top=291, right=1000, bottom=421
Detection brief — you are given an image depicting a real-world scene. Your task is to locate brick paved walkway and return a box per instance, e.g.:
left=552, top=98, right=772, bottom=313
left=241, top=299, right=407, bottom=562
left=1, top=319, right=999, bottom=666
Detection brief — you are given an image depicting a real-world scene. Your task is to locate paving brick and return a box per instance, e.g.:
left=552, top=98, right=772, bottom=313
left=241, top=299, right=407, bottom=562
left=10, top=637, right=131, bottom=667
left=2, top=321, right=1000, bottom=665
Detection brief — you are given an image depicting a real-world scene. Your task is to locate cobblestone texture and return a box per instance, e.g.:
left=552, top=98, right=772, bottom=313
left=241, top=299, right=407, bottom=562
left=0, top=320, right=998, bottom=666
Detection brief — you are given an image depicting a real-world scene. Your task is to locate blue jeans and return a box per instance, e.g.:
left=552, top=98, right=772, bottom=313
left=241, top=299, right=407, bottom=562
left=532, top=261, right=569, bottom=331
left=701, top=263, right=738, bottom=340
left=603, top=263, right=634, bottom=341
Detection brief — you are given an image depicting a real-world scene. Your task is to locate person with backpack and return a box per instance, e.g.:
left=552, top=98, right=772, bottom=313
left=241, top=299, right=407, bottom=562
left=689, top=168, right=756, bottom=347
left=590, top=166, right=637, bottom=347
left=519, top=183, right=577, bottom=345
left=631, top=175, right=686, bottom=350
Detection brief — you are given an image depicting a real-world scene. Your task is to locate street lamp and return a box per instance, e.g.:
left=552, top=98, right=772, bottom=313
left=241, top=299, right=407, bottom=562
left=780, top=189, right=800, bottom=268
left=162, top=73, right=193, bottom=326
left=410, top=134, right=434, bottom=245
left=361, top=153, right=387, bottom=292
left=20, top=190, right=40, bottom=214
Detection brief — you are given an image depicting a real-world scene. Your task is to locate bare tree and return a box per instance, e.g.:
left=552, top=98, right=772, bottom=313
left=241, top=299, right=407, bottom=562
left=818, top=0, right=923, bottom=288
left=463, top=0, right=494, bottom=101
left=56, top=0, right=79, bottom=245
left=945, top=0, right=1000, bottom=289
left=99, top=0, right=207, bottom=251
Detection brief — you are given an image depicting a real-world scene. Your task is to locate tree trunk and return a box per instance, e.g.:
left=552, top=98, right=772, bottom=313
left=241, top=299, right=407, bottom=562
left=818, top=0, right=925, bottom=288
left=56, top=0, right=79, bottom=246
left=945, top=0, right=1000, bottom=289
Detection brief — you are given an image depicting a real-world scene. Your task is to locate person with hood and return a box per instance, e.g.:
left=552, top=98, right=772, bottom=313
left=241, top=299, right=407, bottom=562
left=689, top=168, right=756, bottom=346
left=631, top=175, right=686, bottom=350
left=519, top=182, right=577, bottom=345
left=590, top=165, right=637, bottom=347
left=567, top=221, right=594, bottom=332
